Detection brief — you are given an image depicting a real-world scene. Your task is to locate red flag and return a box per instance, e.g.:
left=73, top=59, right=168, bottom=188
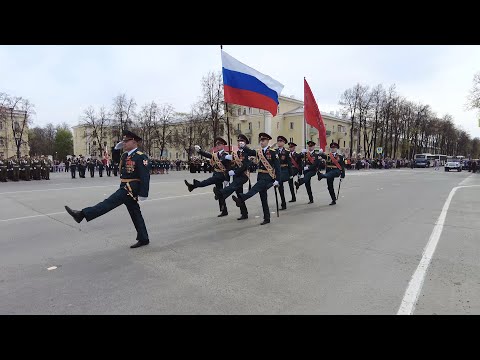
left=304, top=78, right=327, bottom=151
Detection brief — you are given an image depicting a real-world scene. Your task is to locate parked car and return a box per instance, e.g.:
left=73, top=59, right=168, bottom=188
left=445, top=159, right=462, bottom=172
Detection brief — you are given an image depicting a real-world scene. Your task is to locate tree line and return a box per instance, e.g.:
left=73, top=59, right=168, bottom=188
left=28, top=123, right=73, bottom=161
left=340, top=76, right=480, bottom=159
left=79, top=71, right=234, bottom=161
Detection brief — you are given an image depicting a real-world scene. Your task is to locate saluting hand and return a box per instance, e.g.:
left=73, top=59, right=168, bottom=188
left=194, top=145, right=201, bottom=152
left=225, top=154, right=233, bottom=161
left=228, top=170, right=235, bottom=176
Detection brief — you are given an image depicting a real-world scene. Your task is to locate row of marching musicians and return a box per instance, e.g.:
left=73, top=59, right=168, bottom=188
left=0, top=154, right=51, bottom=182
left=184, top=132, right=345, bottom=226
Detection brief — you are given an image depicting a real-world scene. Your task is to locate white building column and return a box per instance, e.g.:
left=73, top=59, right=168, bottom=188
left=264, top=111, right=272, bottom=137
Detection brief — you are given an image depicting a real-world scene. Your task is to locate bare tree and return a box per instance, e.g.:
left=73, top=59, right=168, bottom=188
left=7, top=97, right=34, bottom=159
left=80, top=106, right=110, bottom=157
left=467, top=72, right=480, bottom=113
left=111, top=94, right=136, bottom=141
left=153, top=103, right=174, bottom=157
left=339, top=84, right=362, bottom=157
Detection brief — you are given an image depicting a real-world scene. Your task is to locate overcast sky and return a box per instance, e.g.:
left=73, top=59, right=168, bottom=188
left=1, top=45, right=479, bottom=137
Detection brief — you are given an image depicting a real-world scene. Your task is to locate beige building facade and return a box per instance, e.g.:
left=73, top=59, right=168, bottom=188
left=0, top=108, right=30, bottom=158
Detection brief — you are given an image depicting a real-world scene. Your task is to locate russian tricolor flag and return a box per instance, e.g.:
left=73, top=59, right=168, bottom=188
left=222, top=50, right=284, bottom=117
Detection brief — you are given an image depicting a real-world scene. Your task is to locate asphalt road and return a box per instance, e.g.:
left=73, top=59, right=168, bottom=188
left=1, top=167, right=479, bottom=314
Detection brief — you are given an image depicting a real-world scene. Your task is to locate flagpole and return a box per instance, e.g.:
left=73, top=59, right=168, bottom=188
left=220, top=45, right=232, bottom=154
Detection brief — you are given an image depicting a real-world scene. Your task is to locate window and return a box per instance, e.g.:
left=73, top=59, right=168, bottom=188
left=277, top=105, right=280, bottom=114
left=248, top=137, right=252, bottom=144
left=93, top=141, right=96, bottom=146
left=237, top=108, right=241, bottom=116
left=289, top=137, right=293, bottom=143
left=243, top=108, right=247, bottom=115
left=290, top=122, right=294, bottom=130
left=104, top=141, right=107, bottom=147
left=249, top=107, right=252, bottom=114
left=276, top=122, right=279, bottom=130
left=176, top=152, right=178, bottom=158
left=183, top=152, right=186, bottom=159
left=0, top=122, right=3, bottom=130
left=338, top=125, right=342, bottom=132
left=248, top=122, right=252, bottom=130
left=258, top=121, right=260, bottom=129
left=0, top=139, right=4, bottom=147
left=237, top=124, right=241, bottom=130
left=344, top=141, right=346, bottom=147
left=0, top=152, right=3, bottom=157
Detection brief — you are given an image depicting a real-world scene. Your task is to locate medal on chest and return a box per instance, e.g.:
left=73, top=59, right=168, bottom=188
left=125, top=156, right=135, bottom=173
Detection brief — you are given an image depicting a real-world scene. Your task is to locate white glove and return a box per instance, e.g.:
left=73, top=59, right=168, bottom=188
left=319, top=149, right=324, bottom=153
left=228, top=170, right=235, bottom=176
left=194, top=145, right=201, bottom=152
left=304, top=166, right=309, bottom=171
left=225, top=154, right=233, bottom=160
left=289, top=175, right=294, bottom=179
left=138, top=196, right=147, bottom=201
left=299, top=174, right=305, bottom=179
left=301, top=149, right=307, bottom=153
left=273, top=180, right=279, bottom=187
left=114, top=141, right=123, bottom=150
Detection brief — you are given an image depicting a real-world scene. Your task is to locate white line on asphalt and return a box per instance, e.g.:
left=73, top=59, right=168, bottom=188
left=397, top=184, right=480, bottom=315
left=0, top=192, right=211, bottom=222
left=0, top=181, right=183, bottom=195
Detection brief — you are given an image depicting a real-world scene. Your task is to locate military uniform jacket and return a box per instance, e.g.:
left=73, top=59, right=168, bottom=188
left=256, top=147, right=281, bottom=180
left=276, top=147, right=293, bottom=176
left=119, top=149, right=150, bottom=197
left=198, top=149, right=231, bottom=172
left=320, top=152, right=346, bottom=177
left=231, top=147, right=253, bottom=176
left=289, top=151, right=303, bottom=175
left=302, top=150, right=321, bottom=172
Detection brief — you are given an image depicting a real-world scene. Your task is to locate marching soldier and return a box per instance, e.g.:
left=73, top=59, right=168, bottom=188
left=65, top=129, right=151, bottom=249
left=274, top=135, right=292, bottom=211
left=78, top=156, right=86, bottom=178
left=317, top=142, right=345, bottom=205
left=184, top=137, right=231, bottom=217
left=232, top=133, right=281, bottom=225
left=287, top=142, right=302, bottom=203
left=112, top=159, right=119, bottom=176
left=70, top=155, right=77, bottom=179
left=40, top=155, right=46, bottom=179
left=97, top=159, right=104, bottom=177
left=295, top=141, right=320, bottom=204
left=32, top=156, right=41, bottom=180
left=213, top=134, right=255, bottom=221
left=44, top=156, right=51, bottom=180
left=105, top=158, right=111, bottom=176
left=0, top=154, right=7, bottom=182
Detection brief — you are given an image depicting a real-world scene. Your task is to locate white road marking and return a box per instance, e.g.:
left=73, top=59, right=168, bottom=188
left=47, top=266, right=57, bottom=270
left=0, top=192, right=211, bottom=222
left=397, top=184, right=480, bottom=315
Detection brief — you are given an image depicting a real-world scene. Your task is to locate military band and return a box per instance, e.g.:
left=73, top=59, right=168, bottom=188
left=274, top=135, right=292, bottom=210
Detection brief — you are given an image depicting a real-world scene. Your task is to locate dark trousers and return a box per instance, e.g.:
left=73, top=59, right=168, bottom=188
left=321, top=169, right=341, bottom=201
left=220, top=174, right=249, bottom=217
left=113, top=165, right=118, bottom=176
left=99, top=167, right=103, bottom=177
left=89, top=167, right=95, bottom=177
left=288, top=167, right=300, bottom=201
left=82, top=186, right=149, bottom=242
left=70, top=166, right=76, bottom=178
left=65, top=165, right=69, bottom=172
left=239, top=173, right=274, bottom=220
left=297, top=170, right=317, bottom=201
left=278, top=168, right=290, bottom=207
left=106, top=165, right=111, bottom=176
left=195, top=172, right=227, bottom=212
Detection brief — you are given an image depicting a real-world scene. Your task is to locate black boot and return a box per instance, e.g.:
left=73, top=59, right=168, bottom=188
left=232, top=195, right=244, bottom=208
left=289, top=199, right=296, bottom=203
left=130, top=240, right=149, bottom=248
left=260, top=219, right=270, bottom=225
left=218, top=210, right=228, bottom=217
left=237, top=215, right=248, bottom=220
left=308, top=199, right=314, bottom=204
left=294, top=181, right=300, bottom=192
left=318, top=173, right=325, bottom=181
left=213, top=187, right=222, bottom=200
left=184, top=180, right=194, bottom=192
left=65, top=206, right=85, bottom=223
left=280, top=204, right=287, bottom=210
left=329, top=200, right=336, bottom=205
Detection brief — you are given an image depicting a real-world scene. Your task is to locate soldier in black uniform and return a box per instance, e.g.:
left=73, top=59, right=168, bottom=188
left=78, top=156, right=86, bottom=178
left=20, top=155, right=31, bottom=181
left=97, top=159, right=104, bottom=177
left=32, top=156, right=41, bottom=180
left=232, top=133, right=281, bottom=225
left=0, top=154, right=7, bottom=182
left=10, top=157, right=20, bottom=181
left=274, top=135, right=293, bottom=210
left=184, top=137, right=231, bottom=217
left=287, top=142, right=302, bottom=203
left=105, top=159, right=111, bottom=176
left=70, top=155, right=77, bottom=178
left=295, top=141, right=320, bottom=204
left=87, top=158, right=95, bottom=177
left=317, top=142, right=345, bottom=205
left=213, top=134, right=255, bottom=220
left=65, top=130, right=151, bottom=249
